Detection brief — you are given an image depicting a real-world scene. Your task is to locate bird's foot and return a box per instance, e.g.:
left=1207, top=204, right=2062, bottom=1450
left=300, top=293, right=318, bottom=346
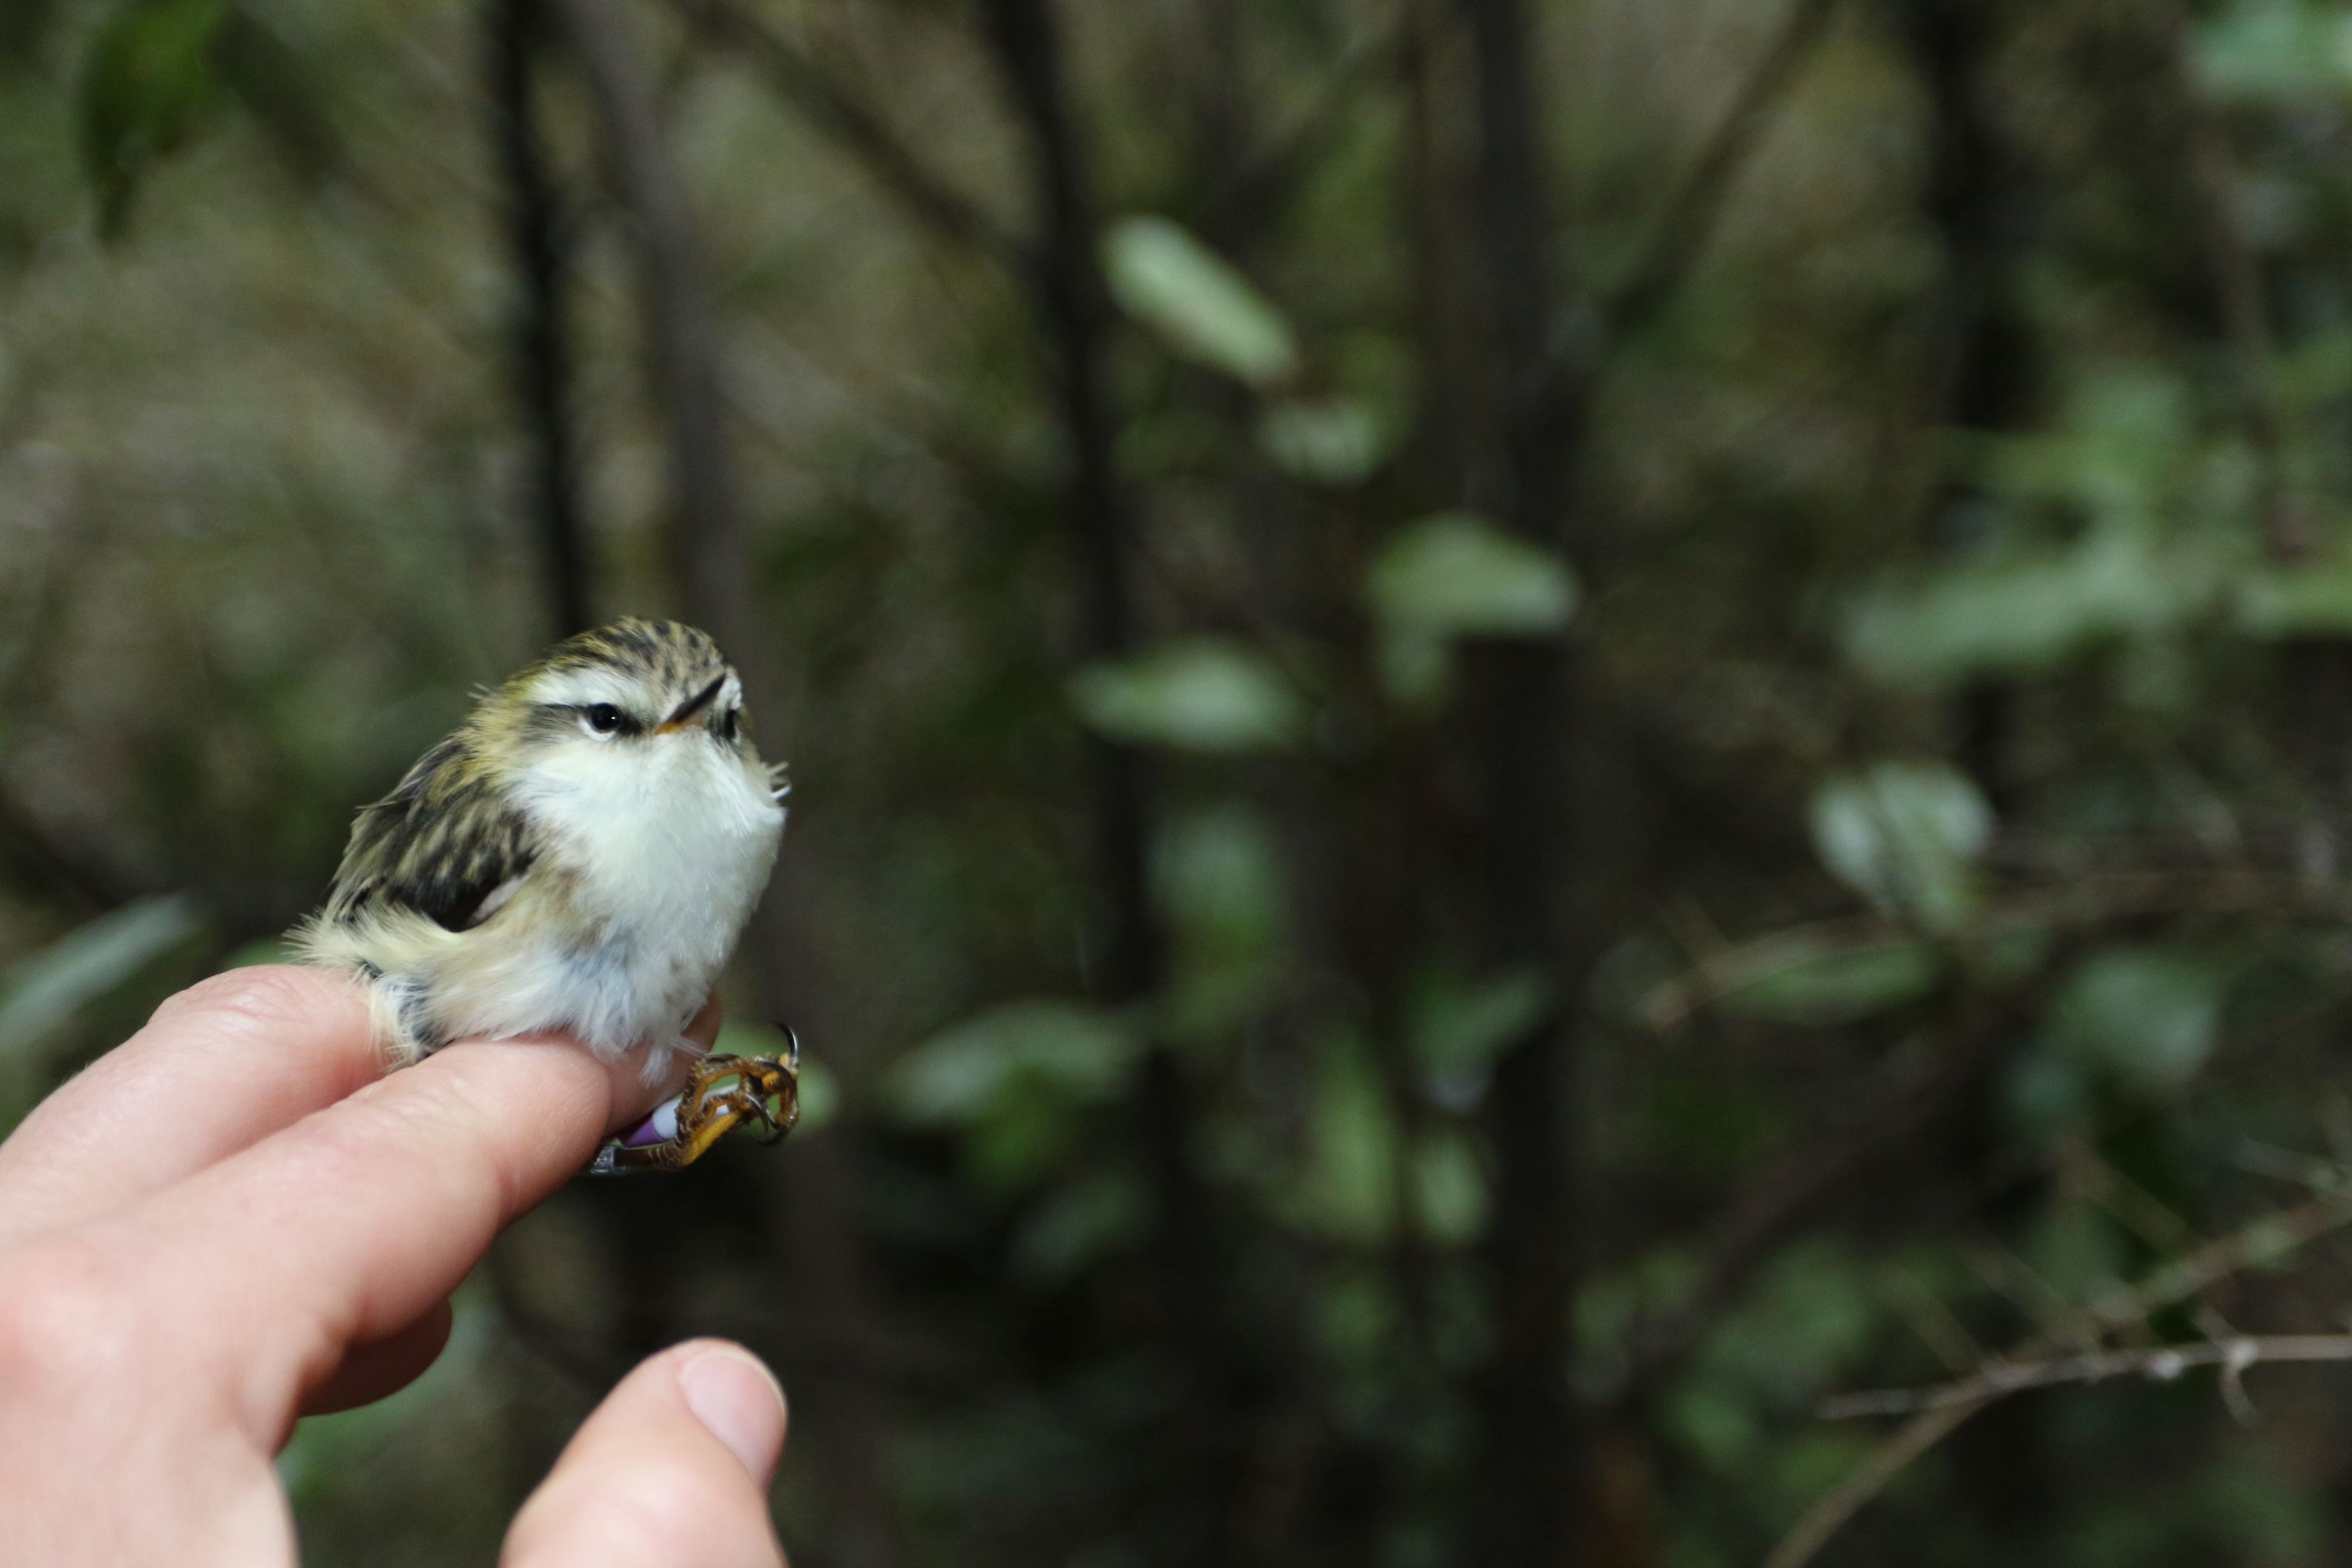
left=587, top=1036, right=801, bottom=1175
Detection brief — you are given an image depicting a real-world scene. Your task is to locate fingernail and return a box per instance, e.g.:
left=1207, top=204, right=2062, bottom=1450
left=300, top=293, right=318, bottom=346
left=677, top=1344, right=787, bottom=1481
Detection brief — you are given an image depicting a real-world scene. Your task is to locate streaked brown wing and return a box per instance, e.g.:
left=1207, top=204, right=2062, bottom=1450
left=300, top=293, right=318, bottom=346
left=324, top=735, right=537, bottom=932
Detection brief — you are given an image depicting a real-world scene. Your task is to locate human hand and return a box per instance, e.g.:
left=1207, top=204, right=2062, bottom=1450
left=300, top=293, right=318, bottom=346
left=0, top=965, right=788, bottom=1566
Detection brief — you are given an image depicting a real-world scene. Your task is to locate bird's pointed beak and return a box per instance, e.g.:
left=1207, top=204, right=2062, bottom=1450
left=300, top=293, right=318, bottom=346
left=655, top=673, right=728, bottom=734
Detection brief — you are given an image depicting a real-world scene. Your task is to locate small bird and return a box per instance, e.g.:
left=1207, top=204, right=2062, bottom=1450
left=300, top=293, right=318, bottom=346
left=293, top=618, right=787, bottom=1080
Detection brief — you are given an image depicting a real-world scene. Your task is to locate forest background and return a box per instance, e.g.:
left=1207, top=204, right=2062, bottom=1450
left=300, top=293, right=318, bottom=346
left=11, top=0, right=2352, bottom=1563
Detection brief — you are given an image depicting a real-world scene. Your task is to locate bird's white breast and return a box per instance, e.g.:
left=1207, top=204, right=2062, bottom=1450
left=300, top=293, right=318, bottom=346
left=494, top=731, right=784, bottom=1056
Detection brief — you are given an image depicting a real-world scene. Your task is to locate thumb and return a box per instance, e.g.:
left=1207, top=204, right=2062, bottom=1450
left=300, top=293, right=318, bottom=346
left=503, top=1339, right=787, bottom=1568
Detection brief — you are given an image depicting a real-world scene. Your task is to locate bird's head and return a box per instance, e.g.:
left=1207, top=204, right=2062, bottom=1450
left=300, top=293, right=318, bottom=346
left=473, top=619, right=784, bottom=809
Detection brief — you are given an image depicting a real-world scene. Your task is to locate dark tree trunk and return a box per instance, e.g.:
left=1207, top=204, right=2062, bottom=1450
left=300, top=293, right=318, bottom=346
left=977, top=3, right=1235, bottom=1558
left=486, top=0, right=590, bottom=640
left=976, top=0, right=1160, bottom=1011
left=1456, top=0, right=1587, bottom=1564
left=552, top=0, right=763, bottom=689
left=1895, top=0, right=2033, bottom=804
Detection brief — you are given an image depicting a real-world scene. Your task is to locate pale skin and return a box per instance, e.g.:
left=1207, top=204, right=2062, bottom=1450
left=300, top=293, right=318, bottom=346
left=0, top=964, right=790, bottom=1566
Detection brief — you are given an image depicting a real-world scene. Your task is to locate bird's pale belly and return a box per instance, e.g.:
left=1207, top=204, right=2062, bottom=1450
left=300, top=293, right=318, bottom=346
left=416, top=911, right=730, bottom=1065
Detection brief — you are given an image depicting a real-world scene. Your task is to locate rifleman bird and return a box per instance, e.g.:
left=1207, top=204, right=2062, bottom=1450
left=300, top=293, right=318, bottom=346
left=293, top=618, right=787, bottom=1081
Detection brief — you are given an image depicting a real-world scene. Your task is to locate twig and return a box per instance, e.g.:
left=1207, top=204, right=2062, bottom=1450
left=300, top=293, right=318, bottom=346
left=1959, top=1235, right=2078, bottom=1344
left=1611, top=993, right=2029, bottom=1412
left=1645, top=862, right=2352, bottom=1031
left=668, top=0, right=1022, bottom=270
left=1191, top=2, right=1404, bottom=242
left=1817, top=1333, right=2352, bottom=1421
left=1763, top=1190, right=2352, bottom=1568
left=2233, top=1139, right=2352, bottom=1194
left=1595, top=0, right=1839, bottom=364
left=1883, top=1267, right=1989, bottom=1376
left=1762, top=1399, right=1977, bottom=1568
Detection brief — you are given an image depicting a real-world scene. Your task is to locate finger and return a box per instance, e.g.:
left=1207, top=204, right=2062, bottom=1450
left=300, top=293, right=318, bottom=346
left=0, top=967, right=383, bottom=1250
left=504, top=1339, right=786, bottom=1568
left=0, top=969, right=716, bottom=1256
left=300, top=1298, right=455, bottom=1415
left=91, top=1014, right=713, bottom=1438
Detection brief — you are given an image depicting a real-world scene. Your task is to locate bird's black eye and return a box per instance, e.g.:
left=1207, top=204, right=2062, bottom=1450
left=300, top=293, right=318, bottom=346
left=584, top=703, right=626, bottom=735
left=718, top=706, right=740, bottom=743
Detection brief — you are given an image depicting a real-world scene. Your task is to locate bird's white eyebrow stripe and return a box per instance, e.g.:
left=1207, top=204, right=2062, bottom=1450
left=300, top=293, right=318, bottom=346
left=525, top=668, right=633, bottom=708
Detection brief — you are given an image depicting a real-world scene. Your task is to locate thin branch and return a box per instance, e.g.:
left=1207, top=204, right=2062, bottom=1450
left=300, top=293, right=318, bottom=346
left=1761, top=1400, right=1979, bottom=1568
left=1644, top=861, right=2352, bottom=1031
left=1818, top=1333, right=2352, bottom=1420
left=1191, top=3, right=1405, bottom=243
left=668, top=0, right=1023, bottom=270
left=1596, top=0, right=1839, bottom=363
left=1763, top=1190, right=2352, bottom=1568
left=1610, top=993, right=2028, bottom=1414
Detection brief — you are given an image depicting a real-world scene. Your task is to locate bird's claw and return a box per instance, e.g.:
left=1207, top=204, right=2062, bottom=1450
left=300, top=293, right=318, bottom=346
left=587, top=1028, right=801, bottom=1175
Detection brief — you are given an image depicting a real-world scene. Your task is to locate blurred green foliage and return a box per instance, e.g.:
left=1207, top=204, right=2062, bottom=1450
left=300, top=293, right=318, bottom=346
left=18, top=0, right=2352, bottom=1566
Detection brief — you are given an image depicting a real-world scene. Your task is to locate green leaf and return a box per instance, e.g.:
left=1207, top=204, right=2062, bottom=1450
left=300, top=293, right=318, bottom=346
left=1071, top=638, right=1305, bottom=752
left=1841, top=526, right=2212, bottom=690
left=1413, top=1132, right=1488, bottom=1245
left=1367, top=512, right=1579, bottom=637
left=76, top=0, right=228, bottom=237
left=1156, top=808, right=1287, bottom=1039
left=1711, top=935, right=1943, bottom=1025
left=2195, top=2, right=2352, bottom=103
left=1279, top=1029, right=1496, bottom=1250
left=2237, top=557, right=2352, bottom=637
left=1256, top=396, right=1386, bottom=485
left=1365, top=513, right=1579, bottom=706
left=1011, top=1170, right=1146, bottom=1284
left=1809, top=761, right=1993, bottom=934
left=0, top=893, right=204, bottom=1064
left=885, top=1002, right=1143, bottom=1191
left=2050, top=946, right=2229, bottom=1094
left=2002, top=1042, right=2092, bottom=1147
left=1102, top=216, right=1301, bottom=388
left=885, top=1001, right=1138, bottom=1128
left=1407, top=963, right=1549, bottom=1105
left=1281, top=1034, right=1396, bottom=1242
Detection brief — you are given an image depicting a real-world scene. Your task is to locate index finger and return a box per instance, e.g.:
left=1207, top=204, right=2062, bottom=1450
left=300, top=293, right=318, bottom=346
left=0, top=967, right=384, bottom=1251
left=90, top=1035, right=618, bottom=1442
left=60, top=1002, right=719, bottom=1442
left=0, top=969, right=698, bottom=1254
